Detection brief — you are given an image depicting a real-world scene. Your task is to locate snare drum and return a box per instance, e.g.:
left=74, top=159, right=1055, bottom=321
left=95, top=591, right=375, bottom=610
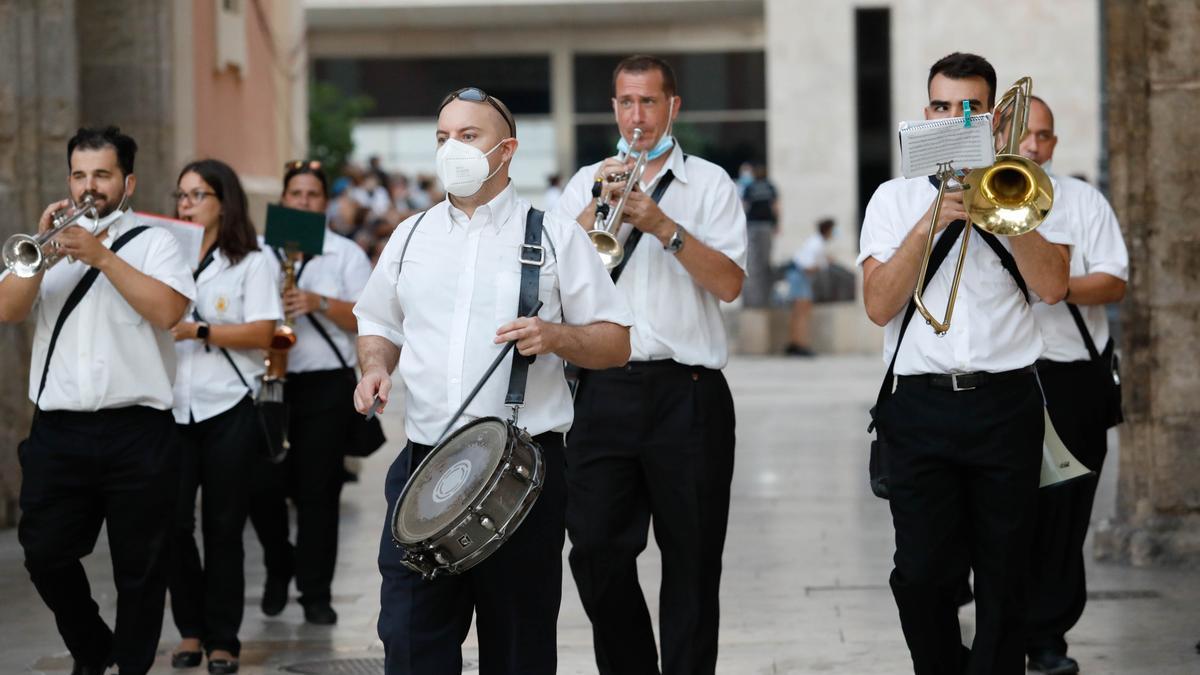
left=391, top=417, right=544, bottom=579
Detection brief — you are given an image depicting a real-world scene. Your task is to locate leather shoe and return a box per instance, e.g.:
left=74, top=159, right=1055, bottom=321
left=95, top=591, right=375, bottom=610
left=1027, top=649, right=1079, bottom=674
left=261, top=574, right=290, bottom=616
left=207, top=658, right=239, bottom=674
left=303, top=602, right=338, bottom=625
left=171, top=650, right=203, bottom=668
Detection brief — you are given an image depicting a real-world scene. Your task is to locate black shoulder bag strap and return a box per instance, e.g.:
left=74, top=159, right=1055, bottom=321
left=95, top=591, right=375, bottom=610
left=608, top=155, right=686, bottom=285
left=36, top=225, right=150, bottom=407
left=974, top=228, right=1031, bottom=303
left=505, top=208, right=545, bottom=408
left=1065, top=303, right=1103, bottom=361
left=869, top=219, right=966, bottom=427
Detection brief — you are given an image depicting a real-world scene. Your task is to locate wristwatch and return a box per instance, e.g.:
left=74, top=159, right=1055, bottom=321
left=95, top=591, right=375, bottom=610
left=664, top=224, right=686, bottom=254
left=318, top=295, right=330, bottom=313
left=196, top=322, right=210, bottom=343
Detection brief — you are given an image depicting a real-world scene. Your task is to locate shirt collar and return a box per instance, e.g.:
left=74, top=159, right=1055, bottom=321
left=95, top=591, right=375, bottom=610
left=445, top=181, right=518, bottom=234
left=643, top=141, right=689, bottom=189
left=104, top=210, right=137, bottom=240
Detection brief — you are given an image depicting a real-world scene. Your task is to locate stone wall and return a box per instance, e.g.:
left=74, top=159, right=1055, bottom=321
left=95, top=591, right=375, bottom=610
left=1094, top=0, right=1200, bottom=566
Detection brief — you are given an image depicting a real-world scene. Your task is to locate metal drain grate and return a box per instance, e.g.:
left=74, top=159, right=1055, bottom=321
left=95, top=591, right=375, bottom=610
left=282, top=657, right=478, bottom=674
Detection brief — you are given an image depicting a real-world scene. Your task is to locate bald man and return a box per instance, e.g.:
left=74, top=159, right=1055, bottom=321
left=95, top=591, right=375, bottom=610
left=1020, top=96, right=1128, bottom=675
left=353, top=88, right=633, bottom=675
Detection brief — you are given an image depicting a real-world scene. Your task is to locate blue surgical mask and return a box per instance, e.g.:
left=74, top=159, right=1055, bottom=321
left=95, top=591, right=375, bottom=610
left=615, top=97, right=676, bottom=161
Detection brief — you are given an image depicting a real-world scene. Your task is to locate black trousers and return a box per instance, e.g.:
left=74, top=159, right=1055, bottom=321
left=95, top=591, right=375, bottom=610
left=247, top=368, right=352, bottom=606
left=18, top=406, right=178, bottom=675
left=880, top=371, right=1044, bottom=675
left=377, top=431, right=566, bottom=675
left=168, top=397, right=258, bottom=656
left=566, top=361, right=737, bottom=675
left=1025, top=360, right=1109, bottom=655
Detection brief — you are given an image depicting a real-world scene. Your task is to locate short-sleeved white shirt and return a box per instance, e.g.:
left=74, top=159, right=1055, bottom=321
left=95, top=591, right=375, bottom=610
left=858, top=176, right=1074, bottom=375
left=1032, top=174, right=1128, bottom=363
left=552, top=143, right=748, bottom=369
left=172, top=249, right=283, bottom=424
left=354, top=184, right=634, bottom=446
left=262, top=229, right=372, bottom=372
left=10, top=211, right=198, bottom=411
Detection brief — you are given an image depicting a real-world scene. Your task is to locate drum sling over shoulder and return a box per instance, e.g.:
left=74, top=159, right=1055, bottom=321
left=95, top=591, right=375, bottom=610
left=388, top=208, right=550, bottom=579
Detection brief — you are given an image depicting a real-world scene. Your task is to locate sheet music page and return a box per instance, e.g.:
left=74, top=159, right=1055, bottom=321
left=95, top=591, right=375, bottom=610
left=899, top=113, right=995, bottom=178
left=136, top=212, right=205, bottom=270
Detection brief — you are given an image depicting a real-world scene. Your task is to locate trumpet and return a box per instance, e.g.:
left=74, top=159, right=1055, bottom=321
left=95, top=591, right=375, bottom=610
left=3, top=195, right=98, bottom=278
left=913, top=77, right=1054, bottom=334
left=588, top=128, right=649, bottom=270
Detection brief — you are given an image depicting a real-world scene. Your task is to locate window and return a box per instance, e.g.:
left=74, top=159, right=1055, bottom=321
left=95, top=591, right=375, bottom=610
left=216, top=0, right=247, bottom=74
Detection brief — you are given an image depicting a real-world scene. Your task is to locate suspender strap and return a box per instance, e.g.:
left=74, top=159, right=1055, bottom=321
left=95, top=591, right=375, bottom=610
left=36, top=225, right=150, bottom=406
left=505, top=208, right=545, bottom=407
left=1066, top=303, right=1103, bottom=361
left=194, top=243, right=219, bottom=280
left=872, top=219, right=965, bottom=413
left=608, top=155, right=686, bottom=285
left=974, top=228, right=1031, bottom=303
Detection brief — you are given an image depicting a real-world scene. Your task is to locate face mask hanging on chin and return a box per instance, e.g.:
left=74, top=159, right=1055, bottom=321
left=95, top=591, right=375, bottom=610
left=616, top=97, right=677, bottom=162
left=436, top=138, right=509, bottom=198
left=76, top=176, right=131, bottom=234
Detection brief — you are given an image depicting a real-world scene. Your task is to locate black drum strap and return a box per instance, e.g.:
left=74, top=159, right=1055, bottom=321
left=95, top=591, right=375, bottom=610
left=504, top=208, right=545, bottom=409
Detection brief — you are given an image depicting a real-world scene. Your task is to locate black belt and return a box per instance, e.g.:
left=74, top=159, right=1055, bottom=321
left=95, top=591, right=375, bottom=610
left=898, top=365, right=1035, bottom=392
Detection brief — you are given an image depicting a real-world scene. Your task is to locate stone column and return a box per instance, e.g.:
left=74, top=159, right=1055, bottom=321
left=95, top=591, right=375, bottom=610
left=0, top=0, right=81, bottom=527
left=1095, top=0, right=1200, bottom=566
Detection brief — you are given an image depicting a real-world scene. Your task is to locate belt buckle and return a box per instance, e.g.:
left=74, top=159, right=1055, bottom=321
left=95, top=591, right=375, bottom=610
left=951, top=373, right=976, bottom=392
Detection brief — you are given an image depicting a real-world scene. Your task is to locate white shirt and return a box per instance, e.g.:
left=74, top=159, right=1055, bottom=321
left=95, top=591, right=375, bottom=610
left=354, top=184, right=634, bottom=446
left=858, top=176, right=1074, bottom=376
left=1033, top=174, right=1128, bottom=362
left=262, top=229, right=372, bottom=373
left=794, top=233, right=829, bottom=271
left=172, top=249, right=283, bottom=424
left=9, top=211, right=197, bottom=411
left=552, top=143, right=748, bottom=369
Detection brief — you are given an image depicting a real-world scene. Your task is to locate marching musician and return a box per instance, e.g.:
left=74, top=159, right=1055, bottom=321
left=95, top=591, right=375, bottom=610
left=858, top=53, right=1073, bottom=674
left=550, top=54, right=747, bottom=675
left=353, top=87, right=632, bottom=674
left=166, top=159, right=283, bottom=674
left=248, top=160, right=372, bottom=625
left=0, top=126, right=196, bottom=675
left=1020, top=96, right=1128, bottom=675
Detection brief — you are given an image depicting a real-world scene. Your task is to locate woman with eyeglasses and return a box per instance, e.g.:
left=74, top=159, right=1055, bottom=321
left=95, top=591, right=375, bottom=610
left=245, top=159, right=373, bottom=626
left=166, top=159, right=283, bottom=674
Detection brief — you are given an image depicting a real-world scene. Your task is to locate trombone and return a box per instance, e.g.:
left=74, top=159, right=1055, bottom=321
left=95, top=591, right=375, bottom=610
left=588, top=128, right=650, bottom=270
left=913, top=77, right=1054, bottom=334
left=2, top=195, right=98, bottom=278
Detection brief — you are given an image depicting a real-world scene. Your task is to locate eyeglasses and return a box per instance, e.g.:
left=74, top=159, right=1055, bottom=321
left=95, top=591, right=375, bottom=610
left=438, top=87, right=516, bottom=136
left=285, top=159, right=323, bottom=172
left=172, top=189, right=216, bottom=204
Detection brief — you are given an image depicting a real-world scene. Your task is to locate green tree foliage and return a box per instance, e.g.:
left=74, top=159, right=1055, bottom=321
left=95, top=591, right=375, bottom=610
left=308, top=81, right=373, bottom=176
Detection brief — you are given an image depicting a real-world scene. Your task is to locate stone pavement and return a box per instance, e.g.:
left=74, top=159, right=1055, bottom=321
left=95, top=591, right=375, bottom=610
left=1, top=355, right=1197, bottom=674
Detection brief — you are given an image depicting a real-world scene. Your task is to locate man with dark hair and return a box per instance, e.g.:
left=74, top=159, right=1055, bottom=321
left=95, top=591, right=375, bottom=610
left=859, top=55, right=1072, bottom=673
left=1020, top=96, right=1127, bottom=675
left=553, top=54, right=747, bottom=674
left=742, top=162, right=778, bottom=307
left=0, top=126, right=196, bottom=675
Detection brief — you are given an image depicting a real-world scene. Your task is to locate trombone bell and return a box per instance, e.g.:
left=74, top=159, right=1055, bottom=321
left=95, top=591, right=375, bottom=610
left=964, top=155, right=1053, bottom=237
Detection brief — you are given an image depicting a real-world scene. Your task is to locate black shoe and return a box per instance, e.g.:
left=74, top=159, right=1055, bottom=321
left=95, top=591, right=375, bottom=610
left=303, top=602, right=338, bottom=625
left=171, top=650, right=204, bottom=668
left=207, top=658, right=239, bottom=674
left=1027, top=649, right=1079, bottom=674
left=784, top=344, right=815, bottom=357
left=261, top=574, right=290, bottom=616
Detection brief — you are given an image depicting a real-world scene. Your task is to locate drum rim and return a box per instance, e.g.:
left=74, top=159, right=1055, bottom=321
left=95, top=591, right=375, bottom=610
left=392, top=416, right=514, bottom=544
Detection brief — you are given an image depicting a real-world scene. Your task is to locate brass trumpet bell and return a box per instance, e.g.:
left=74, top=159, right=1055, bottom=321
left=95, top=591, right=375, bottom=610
left=964, top=154, right=1053, bottom=237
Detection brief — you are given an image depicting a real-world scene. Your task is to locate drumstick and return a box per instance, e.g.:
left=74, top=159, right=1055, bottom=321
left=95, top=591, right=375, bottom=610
left=433, top=301, right=544, bottom=447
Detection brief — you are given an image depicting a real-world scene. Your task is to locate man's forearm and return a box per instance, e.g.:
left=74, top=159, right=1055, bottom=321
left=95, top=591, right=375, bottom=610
left=670, top=229, right=744, bottom=303
left=99, top=255, right=188, bottom=329
left=358, top=334, right=401, bottom=375
left=324, top=298, right=359, bottom=333
left=553, top=322, right=629, bottom=370
left=1067, top=271, right=1126, bottom=305
left=1009, top=232, right=1068, bottom=304
left=863, top=222, right=933, bottom=326
left=575, top=202, right=598, bottom=231
left=0, top=273, right=41, bottom=323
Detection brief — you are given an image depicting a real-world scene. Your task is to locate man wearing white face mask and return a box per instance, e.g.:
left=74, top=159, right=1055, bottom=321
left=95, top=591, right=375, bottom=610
left=0, top=126, right=196, bottom=675
left=353, top=87, right=633, bottom=674
left=551, top=54, right=748, bottom=675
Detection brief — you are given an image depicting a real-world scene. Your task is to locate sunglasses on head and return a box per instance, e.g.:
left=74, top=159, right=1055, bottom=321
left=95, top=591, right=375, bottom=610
left=285, top=159, right=322, bottom=172
left=438, top=87, right=516, bottom=137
